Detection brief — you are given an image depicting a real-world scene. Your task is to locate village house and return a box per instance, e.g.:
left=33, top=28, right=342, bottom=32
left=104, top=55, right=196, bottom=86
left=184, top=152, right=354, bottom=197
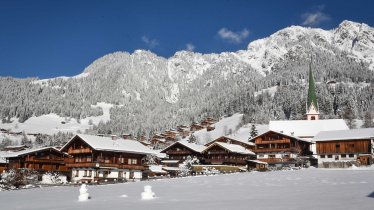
left=5, top=147, right=69, bottom=174
left=2, top=145, right=29, bottom=152
left=202, top=142, right=255, bottom=166
left=60, top=134, right=154, bottom=183
left=176, top=125, right=191, bottom=138
left=0, top=152, right=8, bottom=173
left=249, top=130, right=312, bottom=166
left=160, top=141, right=206, bottom=162
left=314, top=128, right=374, bottom=168
left=206, top=136, right=255, bottom=150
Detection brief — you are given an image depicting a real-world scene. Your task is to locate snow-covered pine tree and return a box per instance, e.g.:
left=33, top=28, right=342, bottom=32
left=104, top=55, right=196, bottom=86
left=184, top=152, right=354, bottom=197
left=188, top=134, right=197, bottom=144
left=362, top=111, right=373, bottom=128
left=249, top=124, right=258, bottom=139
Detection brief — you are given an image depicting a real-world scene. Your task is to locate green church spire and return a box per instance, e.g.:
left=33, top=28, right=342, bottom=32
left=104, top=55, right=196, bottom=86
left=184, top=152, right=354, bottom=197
left=307, top=62, right=318, bottom=112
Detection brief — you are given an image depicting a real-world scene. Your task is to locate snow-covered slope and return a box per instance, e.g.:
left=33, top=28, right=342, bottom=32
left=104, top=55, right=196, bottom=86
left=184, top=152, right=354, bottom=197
left=1, top=20, right=374, bottom=136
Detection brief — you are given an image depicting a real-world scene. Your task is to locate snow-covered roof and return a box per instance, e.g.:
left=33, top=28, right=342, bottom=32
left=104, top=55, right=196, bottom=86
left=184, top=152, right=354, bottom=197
left=204, top=142, right=255, bottom=155
left=0, top=152, right=9, bottom=163
left=269, top=119, right=349, bottom=138
left=162, top=166, right=180, bottom=171
left=148, top=165, right=167, bottom=173
left=161, top=160, right=180, bottom=163
left=247, top=160, right=269, bottom=165
left=161, top=141, right=207, bottom=153
left=208, top=136, right=256, bottom=146
left=314, top=128, right=374, bottom=142
left=249, top=130, right=312, bottom=143
left=62, top=134, right=155, bottom=155
left=2, top=147, right=63, bottom=158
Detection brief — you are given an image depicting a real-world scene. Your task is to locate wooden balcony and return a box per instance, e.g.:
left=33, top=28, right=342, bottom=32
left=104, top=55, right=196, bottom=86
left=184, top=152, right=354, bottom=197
left=206, top=151, right=228, bottom=155
left=255, top=139, right=291, bottom=145
left=256, top=158, right=292, bottom=163
left=65, top=162, right=146, bottom=170
left=68, top=148, right=92, bottom=154
left=166, top=150, right=193, bottom=155
left=254, top=148, right=293, bottom=153
left=204, top=158, right=247, bottom=165
left=25, top=157, right=64, bottom=163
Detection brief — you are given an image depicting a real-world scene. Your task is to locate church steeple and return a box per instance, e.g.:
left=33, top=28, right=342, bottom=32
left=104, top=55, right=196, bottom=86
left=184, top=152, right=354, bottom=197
left=306, top=61, right=320, bottom=120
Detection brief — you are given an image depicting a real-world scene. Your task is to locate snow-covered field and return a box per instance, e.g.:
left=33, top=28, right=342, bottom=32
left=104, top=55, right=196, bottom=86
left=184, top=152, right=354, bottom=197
left=1, top=168, right=373, bottom=210
left=0, top=102, right=113, bottom=136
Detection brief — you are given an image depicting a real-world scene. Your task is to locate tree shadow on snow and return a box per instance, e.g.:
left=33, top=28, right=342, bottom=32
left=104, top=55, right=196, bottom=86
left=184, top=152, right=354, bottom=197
left=367, top=192, right=374, bottom=198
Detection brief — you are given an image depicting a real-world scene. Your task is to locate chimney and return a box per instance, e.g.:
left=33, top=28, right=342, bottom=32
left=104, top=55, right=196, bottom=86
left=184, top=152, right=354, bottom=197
left=280, top=131, right=283, bottom=133
left=111, top=135, right=117, bottom=140
left=291, top=132, right=294, bottom=136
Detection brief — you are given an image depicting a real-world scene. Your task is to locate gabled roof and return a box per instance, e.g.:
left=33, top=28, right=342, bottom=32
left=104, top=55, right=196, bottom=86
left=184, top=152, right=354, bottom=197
left=314, top=128, right=374, bottom=142
left=249, top=130, right=312, bottom=143
left=269, top=119, right=349, bottom=138
left=61, top=134, right=155, bottom=155
left=160, top=141, right=207, bottom=153
left=207, top=136, right=255, bottom=147
left=203, top=142, right=255, bottom=155
left=2, top=147, right=66, bottom=158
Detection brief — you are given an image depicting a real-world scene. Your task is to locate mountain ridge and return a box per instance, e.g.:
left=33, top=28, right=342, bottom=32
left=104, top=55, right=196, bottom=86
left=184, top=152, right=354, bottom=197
left=0, top=20, right=373, bottom=135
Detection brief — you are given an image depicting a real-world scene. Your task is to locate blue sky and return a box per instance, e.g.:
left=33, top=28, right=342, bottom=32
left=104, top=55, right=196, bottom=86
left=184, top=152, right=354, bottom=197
left=0, top=0, right=373, bottom=79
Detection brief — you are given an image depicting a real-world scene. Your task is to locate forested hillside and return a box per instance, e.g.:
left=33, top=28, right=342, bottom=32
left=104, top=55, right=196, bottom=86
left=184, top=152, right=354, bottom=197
left=0, top=20, right=373, bottom=136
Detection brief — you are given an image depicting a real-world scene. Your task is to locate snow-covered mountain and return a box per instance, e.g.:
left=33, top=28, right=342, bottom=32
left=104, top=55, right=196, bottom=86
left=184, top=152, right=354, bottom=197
left=0, top=20, right=373, bottom=135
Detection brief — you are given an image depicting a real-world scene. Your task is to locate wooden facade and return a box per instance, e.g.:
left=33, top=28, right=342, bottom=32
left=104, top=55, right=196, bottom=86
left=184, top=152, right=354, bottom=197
left=316, top=139, right=371, bottom=155
left=6, top=147, right=69, bottom=173
left=0, top=162, right=7, bottom=173
left=161, top=142, right=204, bottom=162
left=250, top=130, right=312, bottom=164
left=60, top=135, right=149, bottom=182
left=206, top=136, right=255, bottom=150
left=202, top=143, right=255, bottom=166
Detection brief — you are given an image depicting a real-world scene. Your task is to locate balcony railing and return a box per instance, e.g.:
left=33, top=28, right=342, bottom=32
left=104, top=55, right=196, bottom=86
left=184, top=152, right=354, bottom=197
left=166, top=151, right=193, bottom=155
left=67, top=148, right=92, bottom=154
left=255, top=139, right=291, bottom=145
left=254, top=148, right=294, bottom=153
left=65, top=162, right=146, bottom=170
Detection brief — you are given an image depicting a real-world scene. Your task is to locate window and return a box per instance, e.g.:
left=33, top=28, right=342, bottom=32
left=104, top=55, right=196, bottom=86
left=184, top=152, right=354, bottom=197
left=88, top=170, right=92, bottom=177
left=320, top=155, right=325, bottom=158
left=341, top=154, right=346, bottom=158
left=269, top=155, right=276, bottom=158
left=258, top=154, right=264, bottom=158
left=335, top=155, right=339, bottom=160
left=128, top=158, right=138, bottom=165
left=84, top=170, right=88, bottom=177
left=86, top=156, right=92, bottom=162
left=336, top=144, right=340, bottom=152
left=349, top=154, right=354, bottom=158
left=119, top=157, right=124, bottom=164
left=327, top=155, right=333, bottom=158
left=75, top=170, right=79, bottom=177
left=311, top=116, right=316, bottom=120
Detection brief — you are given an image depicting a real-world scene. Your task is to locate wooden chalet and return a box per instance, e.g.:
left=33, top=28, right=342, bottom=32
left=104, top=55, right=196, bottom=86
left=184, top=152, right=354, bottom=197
left=160, top=141, right=206, bottom=163
left=206, top=136, right=255, bottom=150
left=5, top=147, right=69, bottom=174
left=201, top=117, right=216, bottom=127
left=247, top=159, right=268, bottom=171
left=0, top=153, right=8, bottom=173
left=249, top=130, right=312, bottom=166
left=2, top=145, right=29, bottom=152
left=60, top=134, right=154, bottom=183
left=122, top=133, right=134, bottom=140
left=202, top=142, right=255, bottom=166
left=177, top=125, right=191, bottom=138
left=190, top=123, right=205, bottom=132
left=314, top=128, right=374, bottom=167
